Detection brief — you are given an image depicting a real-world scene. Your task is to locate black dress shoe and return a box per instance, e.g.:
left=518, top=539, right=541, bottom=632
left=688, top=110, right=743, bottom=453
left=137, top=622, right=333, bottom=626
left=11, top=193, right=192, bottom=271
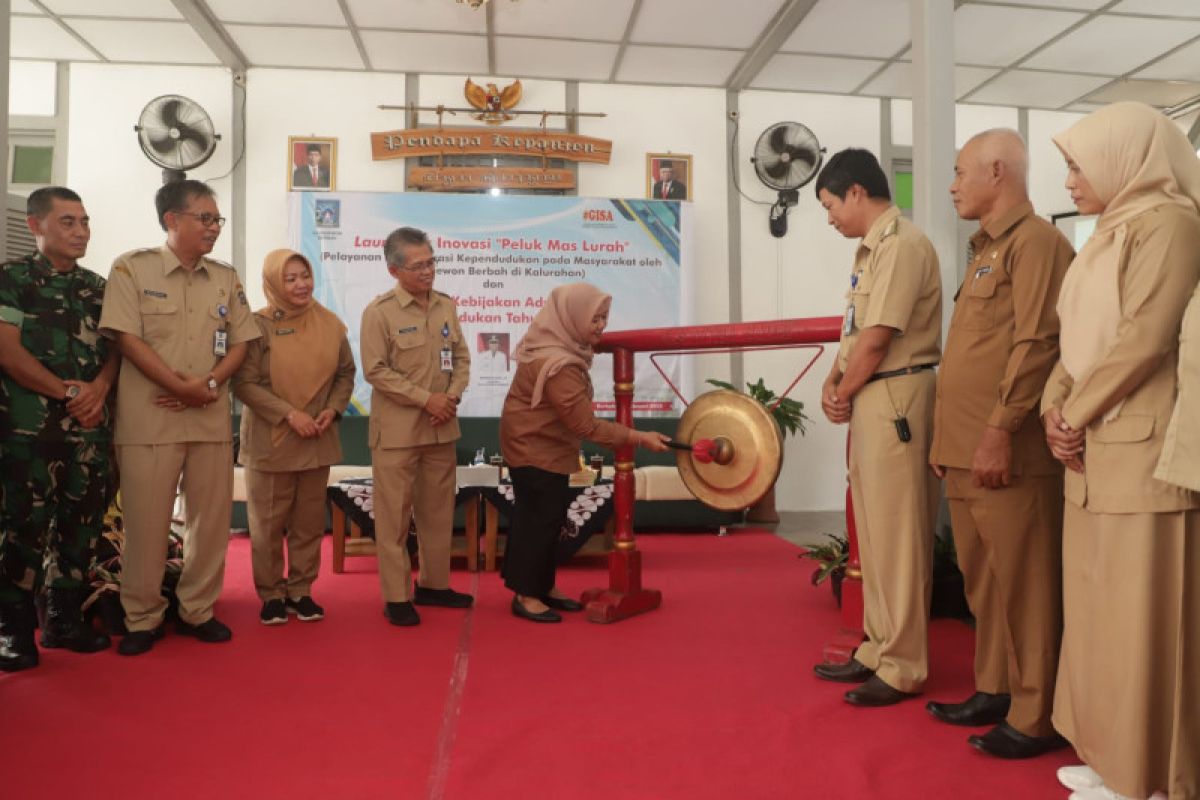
left=511, top=598, right=561, bottom=623
left=413, top=586, right=474, bottom=608
left=541, top=595, right=584, bottom=612
left=968, top=721, right=1068, bottom=759
left=844, top=675, right=919, bottom=707
left=813, top=658, right=874, bottom=684
left=384, top=602, right=421, bottom=626
left=117, top=626, right=165, bottom=656
left=176, top=617, right=233, bottom=643
left=927, top=692, right=1011, bottom=726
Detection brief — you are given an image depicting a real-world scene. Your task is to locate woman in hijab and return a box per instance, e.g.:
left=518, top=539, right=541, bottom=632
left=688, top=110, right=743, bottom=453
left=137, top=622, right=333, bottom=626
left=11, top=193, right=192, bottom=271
left=500, top=283, right=669, bottom=623
left=234, top=249, right=355, bottom=626
left=1042, top=102, right=1200, bottom=800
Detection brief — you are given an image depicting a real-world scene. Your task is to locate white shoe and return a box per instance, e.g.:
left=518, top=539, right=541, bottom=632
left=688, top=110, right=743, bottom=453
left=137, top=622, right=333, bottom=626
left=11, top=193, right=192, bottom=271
left=1059, top=765, right=1103, bottom=791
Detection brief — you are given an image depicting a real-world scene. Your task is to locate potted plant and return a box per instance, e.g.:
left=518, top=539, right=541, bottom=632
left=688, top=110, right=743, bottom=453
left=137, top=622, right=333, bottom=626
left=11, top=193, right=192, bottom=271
left=705, top=377, right=809, bottom=523
left=798, top=532, right=849, bottom=607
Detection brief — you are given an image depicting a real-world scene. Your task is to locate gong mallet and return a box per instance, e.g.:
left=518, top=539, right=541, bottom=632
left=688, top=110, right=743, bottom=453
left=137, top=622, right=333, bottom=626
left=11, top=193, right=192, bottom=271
left=666, top=436, right=735, bottom=465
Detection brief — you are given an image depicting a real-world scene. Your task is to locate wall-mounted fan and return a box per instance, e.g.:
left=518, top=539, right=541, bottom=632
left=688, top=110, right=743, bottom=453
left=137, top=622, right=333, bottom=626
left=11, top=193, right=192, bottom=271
left=751, top=121, right=824, bottom=238
left=134, top=94, right=220, bottom=184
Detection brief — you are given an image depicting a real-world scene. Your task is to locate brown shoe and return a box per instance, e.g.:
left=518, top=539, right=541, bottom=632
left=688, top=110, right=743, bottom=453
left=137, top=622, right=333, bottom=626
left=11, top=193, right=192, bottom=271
left=844, top=675, right=919, bottom=707
left=813, top=658, right=874, bottom=684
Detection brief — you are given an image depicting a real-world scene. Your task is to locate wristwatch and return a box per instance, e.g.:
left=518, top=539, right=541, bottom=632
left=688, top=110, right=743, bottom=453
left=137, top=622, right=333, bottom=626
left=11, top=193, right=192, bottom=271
left=64, top=385, right=80, bottom=401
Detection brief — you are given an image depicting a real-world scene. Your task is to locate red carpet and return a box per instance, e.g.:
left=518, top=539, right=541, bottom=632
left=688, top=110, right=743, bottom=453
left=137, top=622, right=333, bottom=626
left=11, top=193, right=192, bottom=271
left=0, top=530, right=1072, bottom=799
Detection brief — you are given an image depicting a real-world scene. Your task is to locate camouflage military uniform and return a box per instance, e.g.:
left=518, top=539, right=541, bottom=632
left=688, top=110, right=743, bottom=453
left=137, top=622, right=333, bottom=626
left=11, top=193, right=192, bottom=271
left=0, top=252, right=115, bottom=603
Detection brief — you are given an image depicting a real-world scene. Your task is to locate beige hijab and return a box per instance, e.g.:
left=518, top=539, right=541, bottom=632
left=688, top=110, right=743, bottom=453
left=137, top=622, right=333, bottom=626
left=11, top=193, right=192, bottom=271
left=513, top=282, right=611, bottom=407
left=1053, top=102, right=1200, bottom=423
left=259, top=249, right=346, bottom=444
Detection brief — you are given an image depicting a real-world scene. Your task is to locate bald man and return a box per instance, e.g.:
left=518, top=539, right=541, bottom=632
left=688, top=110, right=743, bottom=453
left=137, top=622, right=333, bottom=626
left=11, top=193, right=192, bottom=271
left=928, top=129, right=1074, bottom=758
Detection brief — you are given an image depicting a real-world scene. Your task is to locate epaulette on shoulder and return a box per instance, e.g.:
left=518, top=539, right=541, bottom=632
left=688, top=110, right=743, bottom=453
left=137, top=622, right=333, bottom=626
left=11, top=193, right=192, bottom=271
left=434, top=289, right=452, bottom=300
left=204, top=257, right=236, bottom=271
left=371, top=292, right=394, bottom=306
left=123, top=246, right=159, bottom=258
left=880, top=218, right=900, bottom=240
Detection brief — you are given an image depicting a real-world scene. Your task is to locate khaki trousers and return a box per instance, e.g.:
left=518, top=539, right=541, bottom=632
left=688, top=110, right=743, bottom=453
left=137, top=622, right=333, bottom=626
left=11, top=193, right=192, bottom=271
left=1054, top=504, right=1199, bottom=800
left=944, top=468, right=1063, bottom=736
left=371, top=442, right=456, bottom=603
left=245, top=466, right=330, bottom=602
left=116, top=442, right=232, bottom=631
left=848, top=371, right=936, bottom=693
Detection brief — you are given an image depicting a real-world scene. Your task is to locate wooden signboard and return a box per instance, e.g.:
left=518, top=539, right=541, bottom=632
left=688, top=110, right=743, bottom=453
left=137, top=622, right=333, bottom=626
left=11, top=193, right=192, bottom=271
left=372, top=127, right=612, bottom=165
left=408, top=166, right=576, bottom=191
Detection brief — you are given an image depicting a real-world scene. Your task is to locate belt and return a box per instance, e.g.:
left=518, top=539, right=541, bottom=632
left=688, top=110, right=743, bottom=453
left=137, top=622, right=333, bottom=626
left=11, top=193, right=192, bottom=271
left=866, top=363, right=937, bottom=383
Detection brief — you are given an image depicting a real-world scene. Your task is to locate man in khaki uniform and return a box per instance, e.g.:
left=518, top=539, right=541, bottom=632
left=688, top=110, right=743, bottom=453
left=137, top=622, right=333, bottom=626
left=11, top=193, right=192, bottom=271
left=812, top=149, right=942, bottom=706
left=360, top=227, right=472, bottom=627
left=99, top=180, right=259, bottom=655
left=928, top=129, right=1073, bottom=758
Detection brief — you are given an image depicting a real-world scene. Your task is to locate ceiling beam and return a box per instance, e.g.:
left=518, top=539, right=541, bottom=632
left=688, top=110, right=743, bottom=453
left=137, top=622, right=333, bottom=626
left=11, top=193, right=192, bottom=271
left=486, top=1, right=497, bottom=75
left=28, top=0, right=106, bottom=61
left=725, top=0, right=818, bottom=91
left=337, top=0, right=372, bottom=70
left=170, top=0, right=248, bottom=73
left=607, top=0, right=643, bottom=84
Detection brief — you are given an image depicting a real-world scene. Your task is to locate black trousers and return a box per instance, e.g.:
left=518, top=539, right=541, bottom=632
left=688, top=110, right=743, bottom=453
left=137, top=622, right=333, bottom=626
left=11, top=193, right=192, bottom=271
left=502, top=466, right=571, bottom=597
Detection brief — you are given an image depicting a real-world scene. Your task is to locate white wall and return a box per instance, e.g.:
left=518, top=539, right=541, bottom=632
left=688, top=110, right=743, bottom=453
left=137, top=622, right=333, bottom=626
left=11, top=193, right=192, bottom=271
left=1028, top=109, right=1086, bottom=219
left=67, top=63, right=233, bottom=275
left=242, top=67, right=408, bottom=309
left=10, top=60, right=56, bottom=116
left=736, top=91, right=882, bottom=513
left=578, top=81, right=733, bottom=397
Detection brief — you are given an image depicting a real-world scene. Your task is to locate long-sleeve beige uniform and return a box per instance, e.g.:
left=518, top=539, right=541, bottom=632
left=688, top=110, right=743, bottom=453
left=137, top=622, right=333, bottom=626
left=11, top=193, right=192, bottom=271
left=233, top=315, right=355, bottom=602
left=931, top=201, right=1073, bottom=736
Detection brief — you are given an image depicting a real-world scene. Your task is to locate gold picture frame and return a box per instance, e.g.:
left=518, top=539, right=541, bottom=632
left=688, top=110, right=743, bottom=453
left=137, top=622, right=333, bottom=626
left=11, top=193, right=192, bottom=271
left=288, top=136, right=337, bottom=192
left=646, top=153, right=692, bottom=201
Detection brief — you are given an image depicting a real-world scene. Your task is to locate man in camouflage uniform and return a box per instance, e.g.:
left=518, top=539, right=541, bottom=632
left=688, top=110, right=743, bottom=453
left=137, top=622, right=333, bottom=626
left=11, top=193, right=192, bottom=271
left=0, top=186, right=118, bottom=671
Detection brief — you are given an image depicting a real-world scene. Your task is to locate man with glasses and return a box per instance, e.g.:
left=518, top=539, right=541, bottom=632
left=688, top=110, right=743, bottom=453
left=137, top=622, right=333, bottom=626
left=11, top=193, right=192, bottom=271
left=98, top=179, right=259, bottom=655
left=360, top=226, right=472, bottom=627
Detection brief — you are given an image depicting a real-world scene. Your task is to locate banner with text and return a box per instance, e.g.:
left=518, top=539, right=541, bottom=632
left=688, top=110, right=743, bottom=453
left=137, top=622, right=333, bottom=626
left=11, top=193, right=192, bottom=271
left=289, top=192, right=689, bottom=417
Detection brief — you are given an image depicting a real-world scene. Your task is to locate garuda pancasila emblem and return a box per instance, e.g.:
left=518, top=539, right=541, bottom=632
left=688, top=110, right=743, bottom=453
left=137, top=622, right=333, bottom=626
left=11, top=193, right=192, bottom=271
left=464, top=78, right=522, bottom=125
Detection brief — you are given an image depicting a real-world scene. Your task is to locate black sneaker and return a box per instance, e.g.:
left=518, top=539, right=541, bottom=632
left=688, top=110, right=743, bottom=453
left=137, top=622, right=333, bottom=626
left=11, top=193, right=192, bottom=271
left=176, top=617, right=233, bottom=643
left=413, top=586, right=474, bottom=608
left=285, top=596, right=324, bottom=622
left=260, top=599, right=288, bottom=626
left=384, top=601, right=420, bottom=626
left=117, top=626, right=164, bottom=657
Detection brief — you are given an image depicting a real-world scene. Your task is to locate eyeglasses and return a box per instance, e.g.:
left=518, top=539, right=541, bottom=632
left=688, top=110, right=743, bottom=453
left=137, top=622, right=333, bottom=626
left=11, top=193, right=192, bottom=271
left=398, top=257, right=441, bottom=273
left=176, top=211, right=227, bottom=228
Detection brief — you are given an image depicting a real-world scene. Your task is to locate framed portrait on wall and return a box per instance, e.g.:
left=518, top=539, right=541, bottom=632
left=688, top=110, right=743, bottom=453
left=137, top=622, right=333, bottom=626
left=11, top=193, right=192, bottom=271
left=646, top=153, right=692, bottom=201
left=288, top=136, right=336, bottom=191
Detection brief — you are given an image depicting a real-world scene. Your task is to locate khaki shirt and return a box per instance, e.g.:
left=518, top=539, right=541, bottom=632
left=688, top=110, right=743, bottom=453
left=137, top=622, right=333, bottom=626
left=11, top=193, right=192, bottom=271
left=931, top=202, right=1073, bottom=475
left=837, top=206, right=942, bottom=374
left=360, top=287, right=470, bottom=450
left=500, top=359, right=633, bottom=474
left=98, top=246, right=260, bottom=445
left=233, top=314, right=356, bottom=472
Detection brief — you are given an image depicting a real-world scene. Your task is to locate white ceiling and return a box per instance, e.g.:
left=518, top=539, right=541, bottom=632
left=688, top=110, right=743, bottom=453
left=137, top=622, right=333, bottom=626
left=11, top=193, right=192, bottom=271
left=10, top=0, right=1200, bottom=114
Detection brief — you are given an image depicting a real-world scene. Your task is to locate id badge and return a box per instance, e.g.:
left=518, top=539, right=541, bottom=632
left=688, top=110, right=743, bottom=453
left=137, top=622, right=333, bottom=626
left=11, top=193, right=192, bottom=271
left=440, top=347, right=453, bottom=372
left=213, top=329, right=228, bottom=356
left=843, top=304, right=855, bottom=336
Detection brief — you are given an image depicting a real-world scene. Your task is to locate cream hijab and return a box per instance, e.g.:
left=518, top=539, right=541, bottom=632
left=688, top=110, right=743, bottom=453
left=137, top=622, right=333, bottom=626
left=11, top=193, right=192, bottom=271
left=513, top=282, right=611, bottom=407
left=1053, top=102, right=1200, bottom=422
left=259, top=249, right=346, bottom=444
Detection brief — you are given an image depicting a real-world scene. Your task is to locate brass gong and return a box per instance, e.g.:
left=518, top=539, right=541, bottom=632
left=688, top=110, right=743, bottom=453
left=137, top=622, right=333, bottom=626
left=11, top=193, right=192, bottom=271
left=674, top=389, right=783, bottom=511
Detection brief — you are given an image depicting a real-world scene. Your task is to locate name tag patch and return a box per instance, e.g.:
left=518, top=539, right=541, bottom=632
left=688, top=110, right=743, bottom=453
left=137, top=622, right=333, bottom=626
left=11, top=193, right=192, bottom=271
left=275, top=328, right=296, bottom=336
left=397, top=325, right=418, bottom=334
left=143, top=289, right=168, bottom=299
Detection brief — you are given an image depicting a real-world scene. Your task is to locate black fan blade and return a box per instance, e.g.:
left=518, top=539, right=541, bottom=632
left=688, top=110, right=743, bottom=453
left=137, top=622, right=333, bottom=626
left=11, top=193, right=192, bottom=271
left=765, top=159, right=793, bottom=181
left=173, top=123, right=208, bottom=150
left=769, top=125, right=791, bottom=154
left=147, top=132, right=178, bottom=155
left=158, top=99, right=183, bottom=129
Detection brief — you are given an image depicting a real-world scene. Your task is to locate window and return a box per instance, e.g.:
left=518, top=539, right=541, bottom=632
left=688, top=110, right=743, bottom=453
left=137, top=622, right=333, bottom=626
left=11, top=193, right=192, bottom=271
left=12, top=145, right=54, bottom=185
